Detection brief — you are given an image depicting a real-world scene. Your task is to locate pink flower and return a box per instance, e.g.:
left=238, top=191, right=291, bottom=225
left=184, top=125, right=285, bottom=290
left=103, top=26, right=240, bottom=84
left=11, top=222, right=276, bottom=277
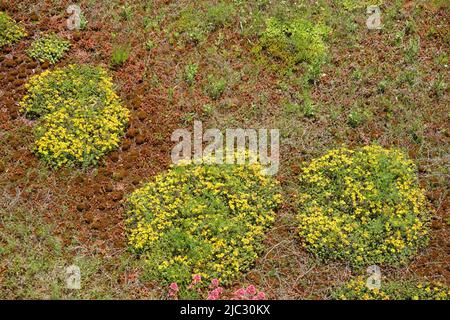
left=231, top=285, right=265, bottom=300
left=234, top=288, right=246, bottom=299
left=207, top=293, right=219, bottom=300
left=192, top=274, right=202, bottom=284
left=211, top=278, right=219, bottom=287
left=169, top=282, right=179, bottom=292
left=246, top=285, right=256, bottom=296
left=207, top=287, right=223, bottom=300
left=255, top=291, right=266, bottom=300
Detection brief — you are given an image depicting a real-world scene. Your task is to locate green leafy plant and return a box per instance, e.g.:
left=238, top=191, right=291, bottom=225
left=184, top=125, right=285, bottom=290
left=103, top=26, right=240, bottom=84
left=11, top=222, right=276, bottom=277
left=110, top=44, right=131, bottom=69
left=202, top=103, right=214, bottom=116
left=143, top=16, right=158, bottom=31
left=257, top=16, right=330, bottom=68
left=20, top=65, right=130, bottom=168
left=0, top=11, right=26, bottom=48
left=171, top=7, right=206, bottom=44
left=171, top=2, right=235, bottom=45
left=333, top=277, right=449, bottom=300
left=145, top=39, right=155, bottom=51
left=205, top=2, right=236, bottom=31
left=283, top=90, right=317, bottom=118
left=302, top=100, right=316, bottom=118
left=347, top=109, right=367, bottom=128
left=284, top=101, right=316, bottom=118
left=206, top=75, right=227, bottom=100
left=126, top=160, right=282, bottom=287
left=296, top=145, right=430, bottom=268
left=405, top=36, right=420, bottom=63
left=184, top=63, right=198, bottom=85
left=119, top=3, right=133, bottom=21
left=283, top=102, right=302, bottom=116
left=27, top=34, right=70, bottom=64
left=79, top=11, right=88, bottom=30
left=180, top=111, right=197, bottom=124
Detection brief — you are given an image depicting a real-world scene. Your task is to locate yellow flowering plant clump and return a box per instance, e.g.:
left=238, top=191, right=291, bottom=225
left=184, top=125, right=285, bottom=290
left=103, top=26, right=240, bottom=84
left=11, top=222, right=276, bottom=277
left=333, top=277, right=449, bottom=300
left=296, top=145, right=430, bottom=268
left=27, top=33, right=70, bottom=64
left=126, top=160, right=282, bottom=289
left=0, top=11, right=27, bottom=48
left=20, top=65, right=130, bottom=168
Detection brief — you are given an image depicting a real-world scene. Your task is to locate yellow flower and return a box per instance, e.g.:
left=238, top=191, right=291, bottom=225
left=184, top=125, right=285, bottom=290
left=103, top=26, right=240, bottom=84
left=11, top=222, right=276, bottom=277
left=20, top=64, right=129, bottom=168
left=297, top=146, right=430, bottom=268
left=126, top=158, right=282, bottom=286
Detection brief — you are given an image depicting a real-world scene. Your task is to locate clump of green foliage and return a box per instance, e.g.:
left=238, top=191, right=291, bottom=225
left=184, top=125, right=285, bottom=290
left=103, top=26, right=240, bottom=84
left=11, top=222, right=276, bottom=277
left=184, top=63, right=199, bottom=85
left=119, top=2, right=133, bottom=21
left=27, top=34, right=70, bottom=64
left=283, top=90, right=317, bottom=118
left=20, top=65, right=130, bottom=168
left=126, top=160, right=282, bottom=289
left=205, top=1, right=236, bottom=31
left=110, top=44, right=131, bottom=69
left=78, top=11, right=88, bottom=30
left=145, top=39, right=155, bottom=51
left=333, top=277, right=449, bottom=300
left=347, top=109, right=369, bottom=128
left=170, top=2, right=235, bottom=44
left=0, top=12, right=27, bottom=48
left=206, top=75, right=227, bottom=100
left=257, top=16, right=330, bottom=69
left=296, top=145, right=430, bottom=269
left=172, top=7, right=206, bottom=43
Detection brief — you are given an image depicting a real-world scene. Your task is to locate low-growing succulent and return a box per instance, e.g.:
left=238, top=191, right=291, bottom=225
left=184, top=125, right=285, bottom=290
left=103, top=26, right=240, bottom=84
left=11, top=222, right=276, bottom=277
left=206, top=75, right=227, bottom=100
left=20, top=65, right=130, bottom=168
left=296, top=145, right=430, bottom=268
left=27, top=33, right=70, bottom=64
left=184, top=63, right=199, bottom=85
left=257, top=16, right=330, bottom=68
left=333, top=277, right=449, bottom=300
left=0, top=11, right=27, bottom=48
left=126, top=160, right=282, bottom=287
left=170, top=2, right=236, bottom=45
left=110, top=44, right=131, bottom=69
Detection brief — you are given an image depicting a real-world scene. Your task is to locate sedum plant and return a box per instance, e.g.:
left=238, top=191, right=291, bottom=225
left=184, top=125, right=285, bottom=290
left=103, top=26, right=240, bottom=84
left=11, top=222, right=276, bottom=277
left=0, top=11, right=26, bottom=48
left=126, top=160, right=282, bottom=287
left=20, top=65, right=130, bottom=168
left=333, top=277, right=449, bottom=300
left=296, top=145, right=430, bottom=268
left=27, top=33, right=70, bottom=64
left=257, top=16, right=330, bottom=68
left=170, top=2, right=236, bottom=44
